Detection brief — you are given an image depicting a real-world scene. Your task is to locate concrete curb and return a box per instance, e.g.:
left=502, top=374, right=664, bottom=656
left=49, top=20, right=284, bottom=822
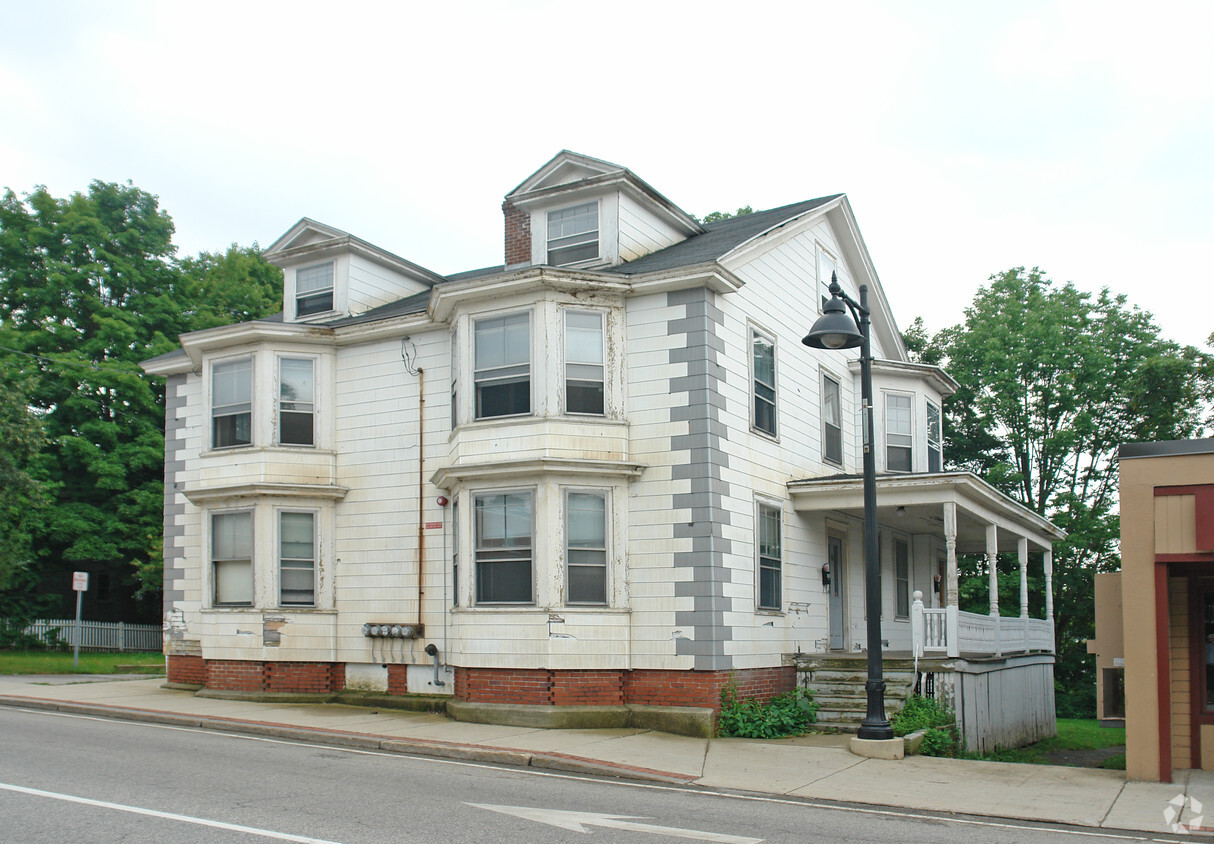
left=0, top=695, right=693, bottom=785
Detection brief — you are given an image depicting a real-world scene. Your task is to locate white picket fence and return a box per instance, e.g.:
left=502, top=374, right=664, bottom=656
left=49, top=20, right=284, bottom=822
left=4, top=618, right=163, bottom=652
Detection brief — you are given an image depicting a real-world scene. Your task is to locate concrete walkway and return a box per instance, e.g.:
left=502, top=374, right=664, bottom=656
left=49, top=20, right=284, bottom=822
left=0, top=674, right=1205, bottom=836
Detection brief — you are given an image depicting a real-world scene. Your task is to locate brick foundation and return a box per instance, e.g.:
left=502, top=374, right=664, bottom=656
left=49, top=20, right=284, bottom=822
left=166, top=654, right=206, bottom=685
left=168, top=655, right=793, bottom=712
left=169, top=656, right=346, bottom=693
left=455, top=666, right=793, bottom=710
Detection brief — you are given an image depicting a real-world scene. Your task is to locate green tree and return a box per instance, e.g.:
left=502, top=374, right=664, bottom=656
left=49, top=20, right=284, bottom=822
left=0, top=182, right=282, bottom=619
left=698, top=205, right=754, bottom=224
left=0, top=361, right=45, bottom=594
left=919, top=268, right=1213, bottom=715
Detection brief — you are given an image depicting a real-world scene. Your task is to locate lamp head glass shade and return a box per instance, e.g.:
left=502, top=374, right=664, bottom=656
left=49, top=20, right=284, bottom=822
left=802, top=296, right=863, bottom=350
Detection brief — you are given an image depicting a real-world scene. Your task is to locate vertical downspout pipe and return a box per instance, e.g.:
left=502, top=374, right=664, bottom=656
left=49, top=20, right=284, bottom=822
left=417, top=368, right=425, bottom=619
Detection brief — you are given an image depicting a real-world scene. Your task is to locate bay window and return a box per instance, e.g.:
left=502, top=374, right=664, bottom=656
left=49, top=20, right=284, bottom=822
left=212, top=511, right=253, bottom=605
left=886, top=393, right=913, bottom=472
left=475, top=491, right=533, bottom=604
left=279, top=358, right=315, bottom=446
left=565, top=310, right=604, bottom=415
left=212, top=358, right=252, bottom=448
left=566, top=491, right=607, bottom=604
left=279, top=511, right=315, bottom=606
left=474, top=312, right=531, bottom=419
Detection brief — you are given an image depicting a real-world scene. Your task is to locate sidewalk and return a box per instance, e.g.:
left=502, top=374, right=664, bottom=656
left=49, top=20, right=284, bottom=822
left=0, top=673, right=1205, bottom=836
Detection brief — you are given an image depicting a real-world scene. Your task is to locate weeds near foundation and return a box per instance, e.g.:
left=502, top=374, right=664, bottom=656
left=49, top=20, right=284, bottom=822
left=891, top=694, right=960, bottom=757
left=717, top=680, right=818, bottom=739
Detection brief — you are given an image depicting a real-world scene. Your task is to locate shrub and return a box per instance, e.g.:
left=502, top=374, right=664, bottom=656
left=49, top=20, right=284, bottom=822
left=718, top=681, right=819, bottom=739
left=891, top=694, right=960, bottom=757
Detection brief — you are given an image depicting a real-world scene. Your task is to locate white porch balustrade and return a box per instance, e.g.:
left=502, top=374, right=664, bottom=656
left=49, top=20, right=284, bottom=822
left=911, top=592, right=1055, bottom=659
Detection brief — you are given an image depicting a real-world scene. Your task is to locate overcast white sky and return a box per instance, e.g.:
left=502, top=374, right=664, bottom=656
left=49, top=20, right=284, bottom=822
left=2, top=0, right=1211, bottom=348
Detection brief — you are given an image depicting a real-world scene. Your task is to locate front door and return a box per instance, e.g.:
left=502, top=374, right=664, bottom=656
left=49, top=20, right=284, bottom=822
left=828, top=533, right=845, bottom=649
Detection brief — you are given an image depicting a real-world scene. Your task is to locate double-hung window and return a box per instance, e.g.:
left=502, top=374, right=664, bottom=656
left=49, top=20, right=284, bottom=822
left=566, top=491, right=607, bottom=605
left=757, top=503, right=782, bottom=610
left=279, top=511, right=315, bottom=606
left=212, top=511, right=253, bottom=606
left=474, top=491, right=533, bottom=604
left=926, top=400, right=942, bottom=472
left=886, top=393, right=913, bottom=472
left=751, top=329, right=776, bottom=437
left=547, top=202, right=598, bottom=265
left=212, top=358, right=252, bottom=448
left=817, top=248, right=837, bottom=312
left=474, top=313, right=530, bottom=419
left=565, top=311, right=604, bottom=415
left=822, top=374, right=842, bottom=465
left=279, top=358, right=315, bottom=446
left=894, top=538, right=910, bottom=618
left=296, top=262, right=334, bottom=317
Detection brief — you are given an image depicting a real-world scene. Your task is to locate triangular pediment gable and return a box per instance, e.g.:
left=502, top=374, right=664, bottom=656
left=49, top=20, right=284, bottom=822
left=718, top=196, right=909, bottom=363
left=265, top=218, right=351, bottom=256
left=507, top=151, right=626, bottom=197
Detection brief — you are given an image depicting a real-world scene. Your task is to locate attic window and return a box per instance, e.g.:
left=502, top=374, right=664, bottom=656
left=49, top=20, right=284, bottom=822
left=296, top=262, right=334, bottom=317
left=547, top=203, right=598, bottom=265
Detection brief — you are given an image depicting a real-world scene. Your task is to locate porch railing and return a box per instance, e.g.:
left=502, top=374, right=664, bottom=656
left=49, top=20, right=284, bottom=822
left=910, top=592, right=1053, bottom=658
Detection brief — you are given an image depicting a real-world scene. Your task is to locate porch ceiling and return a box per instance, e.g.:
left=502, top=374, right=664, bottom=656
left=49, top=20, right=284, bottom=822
left=788, top=471, right=1065, bottom=553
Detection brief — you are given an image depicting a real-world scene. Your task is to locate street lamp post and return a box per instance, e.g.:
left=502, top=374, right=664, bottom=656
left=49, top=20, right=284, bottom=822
left=802, top=273, right=893, bottom=741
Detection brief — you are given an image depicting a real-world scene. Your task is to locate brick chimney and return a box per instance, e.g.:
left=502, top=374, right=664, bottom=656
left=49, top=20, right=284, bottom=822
left=503, top=201, right=531, bottom=268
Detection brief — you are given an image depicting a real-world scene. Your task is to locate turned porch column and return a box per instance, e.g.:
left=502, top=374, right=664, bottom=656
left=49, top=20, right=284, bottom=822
left=944, top=501, right=958, bottom=607
left=1018, top=536, right=1029, bottom=619
left=987, top=523, right=999, bottom=616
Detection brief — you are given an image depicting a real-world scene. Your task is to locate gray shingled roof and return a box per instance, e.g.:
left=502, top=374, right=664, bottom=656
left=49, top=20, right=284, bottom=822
left=603, top=196, right=841, bottom=276
left=186, top=198, right=843, bottom=334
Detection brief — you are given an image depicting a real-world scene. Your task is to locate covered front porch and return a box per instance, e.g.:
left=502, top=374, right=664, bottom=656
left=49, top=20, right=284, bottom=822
left=789, top=471, right=1066, bottom=659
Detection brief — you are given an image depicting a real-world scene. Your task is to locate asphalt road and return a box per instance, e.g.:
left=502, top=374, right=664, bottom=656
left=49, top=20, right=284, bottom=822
left=0, top=706, right=1168, bottom=843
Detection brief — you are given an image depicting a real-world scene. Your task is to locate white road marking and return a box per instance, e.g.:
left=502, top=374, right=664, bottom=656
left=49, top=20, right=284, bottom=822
left=469, top=803, right=763, bottom=843
left=0, top=782, right=342, bottom=844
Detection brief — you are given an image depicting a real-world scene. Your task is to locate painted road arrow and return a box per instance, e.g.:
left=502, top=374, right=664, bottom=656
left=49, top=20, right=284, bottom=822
left=467, top=803, right=763, bottom=843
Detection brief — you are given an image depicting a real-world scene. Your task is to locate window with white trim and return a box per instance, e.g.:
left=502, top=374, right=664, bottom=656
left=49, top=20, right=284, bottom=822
left=212, top=511, right=253, bottom=606
left=296, top=262, right=334, bottom=317
left=751, top=329, right=776, bottom=437
left=474, top=312, right=530, bottom=419
left=886, top=393, right=913, bottom=472
left=822, top=373, right=842, bottom=465
left=547, top=202, right=598, bottom=265
left=474, top=491, right=533, bottom=604
left=757, top=502, right=782, bottom=610
left=894, top=538, right=910, bottom=619
left=278, top=358, right=315, bottom=446
left=817, top=247, right=837, bottom=312
left=279, top=511, right=315, bottom=606
left=212, top=357, right=252, bottom=448
left=566, top=491, right=607, bottom=605
left=926, top=400, right=942, bottom=473
left=565, top=310, right=604, bottom=415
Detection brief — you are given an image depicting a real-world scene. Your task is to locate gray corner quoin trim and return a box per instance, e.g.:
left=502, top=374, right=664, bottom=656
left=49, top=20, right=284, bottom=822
left=162, top=374, right=188, bottom=613
left=667, top=288, right=733, bottom=671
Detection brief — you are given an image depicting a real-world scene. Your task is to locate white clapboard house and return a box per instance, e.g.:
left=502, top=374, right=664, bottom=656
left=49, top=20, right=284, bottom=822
left=143, top=151, right=1063, bottom=741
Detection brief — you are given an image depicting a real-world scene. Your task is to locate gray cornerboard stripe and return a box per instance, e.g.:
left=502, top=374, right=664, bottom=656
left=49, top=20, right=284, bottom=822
left=163, top=374, right=187, bottom=615
left=666, top=288, right=733, bottom=671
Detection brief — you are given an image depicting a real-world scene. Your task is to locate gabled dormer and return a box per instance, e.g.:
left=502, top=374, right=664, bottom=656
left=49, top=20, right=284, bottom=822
left=266, top=218, right=445, bottom=323
left=502, top=151, right=704, bottom=270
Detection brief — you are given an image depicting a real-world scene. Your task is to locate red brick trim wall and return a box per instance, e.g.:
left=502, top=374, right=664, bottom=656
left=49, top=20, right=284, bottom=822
left=172, top=656, right=793, bottom=710
left=503, top=202, right=531, bottom=266
left=166, top=654, right=206, bottom=685
left=455, top=666, right=794, bottom=710
left=387, top=664, right=409, bottom=695
left=173, top=658, right=345, bottom=693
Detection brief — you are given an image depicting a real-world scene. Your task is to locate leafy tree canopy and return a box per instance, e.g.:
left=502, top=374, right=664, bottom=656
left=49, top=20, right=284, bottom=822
left=0, top=181, right=282, bottom=618
left=908, top=267, right=1214, bottom=714
left=697, top=205, right=754, bottom=224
